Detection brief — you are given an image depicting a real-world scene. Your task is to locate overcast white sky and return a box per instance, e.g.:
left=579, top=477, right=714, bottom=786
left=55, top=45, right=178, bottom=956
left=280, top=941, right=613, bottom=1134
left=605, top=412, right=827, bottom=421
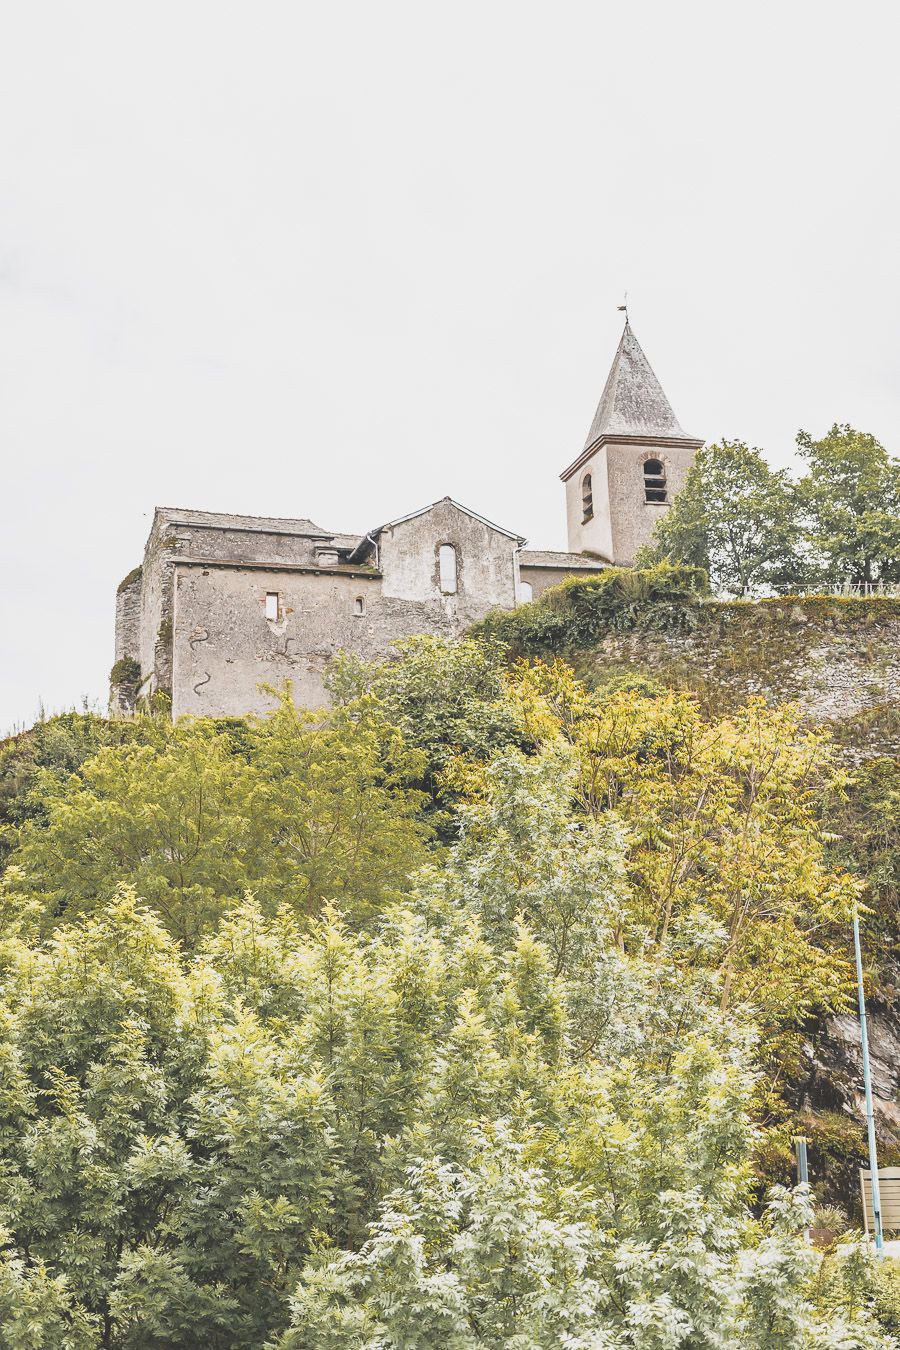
left=2, top=1, right=899, bottom=730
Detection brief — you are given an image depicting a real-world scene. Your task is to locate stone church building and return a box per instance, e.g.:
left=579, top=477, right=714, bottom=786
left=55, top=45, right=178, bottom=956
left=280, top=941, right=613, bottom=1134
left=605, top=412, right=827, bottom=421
left=112, top=322, right=702, bottom=718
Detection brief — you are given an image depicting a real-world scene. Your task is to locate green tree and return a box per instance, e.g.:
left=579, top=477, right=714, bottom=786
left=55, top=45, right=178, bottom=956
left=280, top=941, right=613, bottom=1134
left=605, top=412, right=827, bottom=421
left=429, top=741, right=627, bottom=980
left=0, top=711, right=138, bottom=865
left=9, top=695, right=429, bottom=944
left=0, top=1236, right=100, bottom=1348
left=0, top=892, right=338, bottom=1347
left=635, top=440, right=802, bottom=597
left=277, top=1099, right=891, bottom=1349
left=243, top=694, right=429, bottom=925
left=797, top=424, right=900, bottom=586
left=13, top=718, right=248, bottom=942
left=328, top=637, right=525, bottom=812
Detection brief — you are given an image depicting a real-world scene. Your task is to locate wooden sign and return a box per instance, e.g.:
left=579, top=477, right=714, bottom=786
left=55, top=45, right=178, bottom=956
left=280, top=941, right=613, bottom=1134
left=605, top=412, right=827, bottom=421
left=860, top=1168, right=900, bottom=1235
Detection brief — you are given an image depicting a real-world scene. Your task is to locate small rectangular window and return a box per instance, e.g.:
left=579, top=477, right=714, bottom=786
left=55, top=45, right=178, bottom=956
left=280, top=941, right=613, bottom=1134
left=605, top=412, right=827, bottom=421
left=353, top=596, right=365, bottom=616
left=265, top=592, right=279, bottom=621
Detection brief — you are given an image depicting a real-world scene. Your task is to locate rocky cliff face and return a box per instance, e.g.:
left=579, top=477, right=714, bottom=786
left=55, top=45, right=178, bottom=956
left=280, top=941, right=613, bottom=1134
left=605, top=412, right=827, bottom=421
left=791, top=991, right=900, bottom=1213
left=802, top=1004, right=900, bottom=1142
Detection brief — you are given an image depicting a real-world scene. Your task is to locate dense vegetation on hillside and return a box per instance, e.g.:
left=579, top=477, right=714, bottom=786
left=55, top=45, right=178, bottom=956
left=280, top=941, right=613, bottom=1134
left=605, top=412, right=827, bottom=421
left=1, top=638, right=899, bottom=1346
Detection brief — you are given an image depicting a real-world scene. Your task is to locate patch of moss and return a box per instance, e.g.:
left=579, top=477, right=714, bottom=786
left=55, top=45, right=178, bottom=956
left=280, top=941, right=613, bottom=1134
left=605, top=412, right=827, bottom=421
left=157, top=618, right=173, bottom=647
left=109, top=658, right=141, bottom=687
left=116, top=565, right=143, bottom=594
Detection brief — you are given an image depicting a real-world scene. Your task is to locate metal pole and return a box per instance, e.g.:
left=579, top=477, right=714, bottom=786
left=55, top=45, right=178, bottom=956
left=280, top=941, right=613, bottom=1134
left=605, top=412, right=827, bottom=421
left=794, top=1136, right=810, bottom=1242
left=795, top=1135, right=809, bottom=1188
left=854, top=906, right=884, bottom=1251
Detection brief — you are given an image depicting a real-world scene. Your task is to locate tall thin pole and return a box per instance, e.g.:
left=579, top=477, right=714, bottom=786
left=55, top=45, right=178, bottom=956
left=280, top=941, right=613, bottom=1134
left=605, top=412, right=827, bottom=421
left=854, top=906, right=884, bottom=1251
left=794, top=1136, right=810, bottom=1243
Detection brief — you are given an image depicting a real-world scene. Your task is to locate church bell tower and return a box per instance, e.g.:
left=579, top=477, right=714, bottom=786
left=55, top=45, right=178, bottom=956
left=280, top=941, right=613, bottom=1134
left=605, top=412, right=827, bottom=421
left=561, top=322, right=703, bottom=565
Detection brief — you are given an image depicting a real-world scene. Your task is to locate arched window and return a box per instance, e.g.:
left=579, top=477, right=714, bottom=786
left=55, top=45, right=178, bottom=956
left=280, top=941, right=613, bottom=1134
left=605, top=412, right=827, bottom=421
left=643, top=458, right=667, bottom=503
left=439, top=544, right=458, bottom=594
left=582, top=473, right=594, bottom=522
left=519, top=580, right=533, bottom=604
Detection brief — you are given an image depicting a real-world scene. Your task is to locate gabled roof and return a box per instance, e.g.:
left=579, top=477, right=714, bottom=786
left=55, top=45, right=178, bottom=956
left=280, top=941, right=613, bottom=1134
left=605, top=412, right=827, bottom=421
left=581, top=322, right=700, bottom=451
left=348, top=496, right=525, bottom=562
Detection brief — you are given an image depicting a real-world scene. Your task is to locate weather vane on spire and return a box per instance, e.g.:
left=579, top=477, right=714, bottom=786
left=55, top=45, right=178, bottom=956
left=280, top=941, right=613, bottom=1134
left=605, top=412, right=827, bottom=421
left=617, top=291, right=629, bottom=323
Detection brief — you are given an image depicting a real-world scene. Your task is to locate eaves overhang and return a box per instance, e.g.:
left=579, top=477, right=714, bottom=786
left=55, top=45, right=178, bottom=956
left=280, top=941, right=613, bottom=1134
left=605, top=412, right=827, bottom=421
left=173, top=558, right=382, bottom=580
left=560, top=433, right=705, bottom=483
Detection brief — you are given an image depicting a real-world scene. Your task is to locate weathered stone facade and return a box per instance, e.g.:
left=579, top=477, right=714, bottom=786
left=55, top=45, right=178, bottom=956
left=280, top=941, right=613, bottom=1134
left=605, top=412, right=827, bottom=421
left=112, top=499, right=616, bottom=718
left=112, top=323, right=701, bottom=717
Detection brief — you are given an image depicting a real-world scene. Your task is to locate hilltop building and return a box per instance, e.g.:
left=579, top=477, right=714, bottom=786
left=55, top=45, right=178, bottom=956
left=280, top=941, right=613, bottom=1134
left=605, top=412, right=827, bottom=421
left=112, top=322, right=701, bottom=718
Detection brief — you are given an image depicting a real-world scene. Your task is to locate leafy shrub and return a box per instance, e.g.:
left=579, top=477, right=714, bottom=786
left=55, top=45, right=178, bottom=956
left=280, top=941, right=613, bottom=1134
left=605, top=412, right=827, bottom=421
left=811, top=1203, right=847, bottom=1235
left=474, top=562, right=710, bottom=656
left=870, top=1258, right=900, bottom=1333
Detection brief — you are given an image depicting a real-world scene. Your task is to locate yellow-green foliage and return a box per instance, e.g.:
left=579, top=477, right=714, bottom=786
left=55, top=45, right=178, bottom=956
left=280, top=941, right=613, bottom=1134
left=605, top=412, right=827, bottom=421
left=9, top=692, right=429, bottom=946
left=499, top=663, right=860, bottom=1041
left=870, top=1259, right=900, bottom=1334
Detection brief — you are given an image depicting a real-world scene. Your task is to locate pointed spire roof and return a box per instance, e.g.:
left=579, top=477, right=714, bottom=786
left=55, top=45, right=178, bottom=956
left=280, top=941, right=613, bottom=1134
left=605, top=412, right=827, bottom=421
left=581, top=322, right=698, bottom=451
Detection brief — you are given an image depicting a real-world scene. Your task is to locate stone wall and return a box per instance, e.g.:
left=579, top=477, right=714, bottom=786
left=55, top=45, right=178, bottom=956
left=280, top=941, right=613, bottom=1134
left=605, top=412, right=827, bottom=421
left=113, top=508, right=342, bottom=713
left=109, top=567, right=144, bottom=715
left=565, top=445, right=614, bottom=561
left=157, top=511, right=329, bottom=567
left=171, top=561, right=468, bottom=719
left=113, top=567, right=142, bottom=665
left=138, top=522, right=175, bottom=703
left=172, top=564, right=386, bottom=718
left=574, top=597, right=900, bottom=756
left=519, top=566, right=579, bottom=601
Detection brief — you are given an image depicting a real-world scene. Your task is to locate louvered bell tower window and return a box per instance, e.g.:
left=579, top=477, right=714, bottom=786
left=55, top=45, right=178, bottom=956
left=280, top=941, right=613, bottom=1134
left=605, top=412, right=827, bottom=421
left=581, top=473, right=594, bottom=522
left=643, top=459, right=667, bottom=503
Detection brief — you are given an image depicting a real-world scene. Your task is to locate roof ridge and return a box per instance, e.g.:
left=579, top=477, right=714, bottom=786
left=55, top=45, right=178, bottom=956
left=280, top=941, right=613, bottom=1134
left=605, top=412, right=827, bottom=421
left=155, top=505, right=329, bottom=535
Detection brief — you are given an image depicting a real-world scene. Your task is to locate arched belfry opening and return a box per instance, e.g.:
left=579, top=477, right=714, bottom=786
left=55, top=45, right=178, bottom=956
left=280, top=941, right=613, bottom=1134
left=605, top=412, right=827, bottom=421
left=643, top=458, right=667, bottom=503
